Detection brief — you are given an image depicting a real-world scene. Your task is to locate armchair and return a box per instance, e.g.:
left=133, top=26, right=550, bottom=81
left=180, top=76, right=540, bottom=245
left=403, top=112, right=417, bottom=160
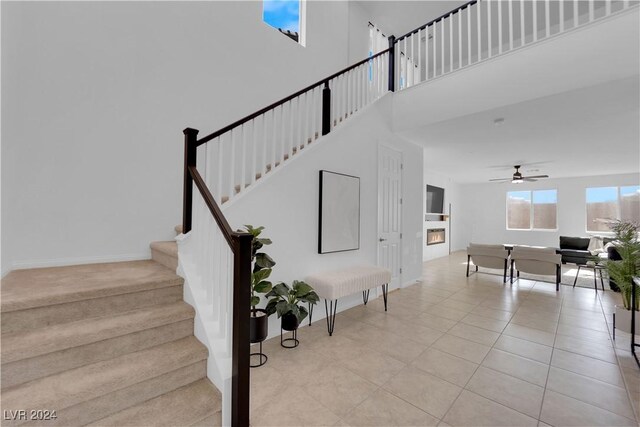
left=466, top=244, right=510, bottom=283
left=510, top=246, right=562, bottom=291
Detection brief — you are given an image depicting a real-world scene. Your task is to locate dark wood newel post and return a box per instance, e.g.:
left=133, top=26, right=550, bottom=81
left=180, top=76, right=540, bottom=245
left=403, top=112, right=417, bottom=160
left=182, top=128, right=199, bottom=234
left=231, top=232, right=252, bottom=427
left=322, top=82, right=331, bottom=136
left=388, top=35, right=396, bottom=92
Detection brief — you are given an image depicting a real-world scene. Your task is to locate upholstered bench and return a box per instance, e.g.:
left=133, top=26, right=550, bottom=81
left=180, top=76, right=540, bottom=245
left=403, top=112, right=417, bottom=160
left=306, top=265, right=392, bottom=336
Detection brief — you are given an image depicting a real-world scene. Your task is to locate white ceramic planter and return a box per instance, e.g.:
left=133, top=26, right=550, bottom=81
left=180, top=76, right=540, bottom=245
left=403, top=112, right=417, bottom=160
left=615, top=305, right=640, bottom=334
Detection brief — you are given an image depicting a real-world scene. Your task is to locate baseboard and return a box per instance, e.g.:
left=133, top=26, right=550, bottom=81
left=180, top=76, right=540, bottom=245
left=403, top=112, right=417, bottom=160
left=9, top=252, right=151, bottom=272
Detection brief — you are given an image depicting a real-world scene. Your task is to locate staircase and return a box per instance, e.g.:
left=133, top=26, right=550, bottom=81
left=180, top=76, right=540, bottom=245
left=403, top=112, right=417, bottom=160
left=0, top=255, right=219, bottom=426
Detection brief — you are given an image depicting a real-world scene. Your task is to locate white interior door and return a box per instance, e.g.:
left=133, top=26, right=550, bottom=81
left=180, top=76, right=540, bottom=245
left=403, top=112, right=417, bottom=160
left=378, top=144, right=402, bottom=289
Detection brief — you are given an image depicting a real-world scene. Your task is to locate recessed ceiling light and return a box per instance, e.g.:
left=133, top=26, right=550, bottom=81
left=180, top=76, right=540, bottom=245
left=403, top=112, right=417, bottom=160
left=493, top=118, right=505, bottom=126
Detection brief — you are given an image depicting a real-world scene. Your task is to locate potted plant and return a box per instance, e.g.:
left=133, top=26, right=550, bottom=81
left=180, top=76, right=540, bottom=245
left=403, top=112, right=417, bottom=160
left=265, top=280, right=319, bottom=347
left=603, top=220, right=640, bottom=334
left=242, top=225, right=276, bottom=362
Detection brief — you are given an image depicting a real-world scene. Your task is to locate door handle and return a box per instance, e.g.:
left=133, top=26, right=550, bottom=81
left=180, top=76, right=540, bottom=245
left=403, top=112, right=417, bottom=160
left=379, top=238, right=387, bottom=242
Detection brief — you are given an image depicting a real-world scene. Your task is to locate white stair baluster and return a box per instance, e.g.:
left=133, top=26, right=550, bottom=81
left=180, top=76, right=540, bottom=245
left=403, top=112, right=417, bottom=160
left=559, top=0, right=565, bottom=33
left=521, top=0, right=526, bottom=46
left=303, top=91, right=309, bottom=149
left=239, top=124, right=246, bottom=194
left=467, top=6, right=471, bottom=65
left=261, top=114, right=267, bottom=178
left=533, top=0, right=538, bottom=42
left=228, top=128, right=236, bottom=199
left=417, top=29, right=422, bottom=83
left=315, top=85, right=320, bottom=140
left=358, top=67, right=362, bottom=109
left=477, top=2, right=482, bottom=61
left=508, top=0, right=513, bottom=51
left=289, top=99, right=295, bottom=158
left=498, top=0, right=503, bottom=54
left=425, top=25, right=430, bottom=79
left=271, top=108, right=277, bottom=172
left=574, top=0, right=579, bottom=28
left=347, top=69, right=352, bottom=116
left=440, top=18, right=444, bottom=74
left=458, top=11, right=462, bottom=68
left=296, top=94, right=303, bottom=151
left=545, top=0, right=550, bottom=38
left=488, top=0, right=493, bottom=57
left=403, top=37, right=408, bottom=87
left=588, top=0, right=594, bottom=22
left=216, top=137, right=223, bottom=201
left=362, top=64, right=367, bottom=106
left=251, top=119, right=257, bottom=185
left=449, top=13, right=453, bottom=72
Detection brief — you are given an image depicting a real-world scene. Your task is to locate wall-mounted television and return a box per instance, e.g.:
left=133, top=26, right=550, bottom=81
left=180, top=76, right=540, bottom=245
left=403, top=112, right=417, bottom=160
left=426, top=185, right=445, bottom=214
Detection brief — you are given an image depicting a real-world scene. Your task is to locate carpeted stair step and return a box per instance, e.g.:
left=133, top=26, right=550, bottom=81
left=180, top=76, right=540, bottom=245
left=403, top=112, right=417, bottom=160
left=1, top=337, right=208, bottom=427
left=150, top=241, right=178, bottom=271
left=1, top=302, right=195, bottom=389
left=87, top=378, right=221, bottom=427
left=1, top=261, right=183, bottom=334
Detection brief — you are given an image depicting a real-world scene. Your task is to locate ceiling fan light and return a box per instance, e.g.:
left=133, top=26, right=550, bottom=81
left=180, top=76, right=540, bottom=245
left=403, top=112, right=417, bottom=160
left=512, top=179, right=524, bottom=184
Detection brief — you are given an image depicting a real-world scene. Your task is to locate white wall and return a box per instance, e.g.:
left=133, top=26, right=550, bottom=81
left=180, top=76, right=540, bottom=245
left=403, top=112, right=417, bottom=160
left=1, top=1, right=358, bottom=276
left=457, top=173, right=640, bottom=248
left=222, top=95, right=424, bottom=337
left=422, top=163, right=466, bottom=261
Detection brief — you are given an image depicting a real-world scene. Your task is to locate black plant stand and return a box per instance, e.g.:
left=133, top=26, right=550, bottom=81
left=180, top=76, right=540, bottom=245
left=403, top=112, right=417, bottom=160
left=250, top=342, right=268, bottom=368
left=280, top=328, right=299, bottom=348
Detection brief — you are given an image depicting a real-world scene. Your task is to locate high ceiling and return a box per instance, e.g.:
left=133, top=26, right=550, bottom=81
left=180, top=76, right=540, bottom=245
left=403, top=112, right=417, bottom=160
left=405, top=77, right=639, bottom=183
left=385, top=4, right=640, bottom=183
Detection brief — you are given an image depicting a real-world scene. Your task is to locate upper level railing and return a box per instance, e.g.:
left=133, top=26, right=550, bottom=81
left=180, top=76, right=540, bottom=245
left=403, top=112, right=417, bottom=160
left=393, top=0, right=637, bottom=90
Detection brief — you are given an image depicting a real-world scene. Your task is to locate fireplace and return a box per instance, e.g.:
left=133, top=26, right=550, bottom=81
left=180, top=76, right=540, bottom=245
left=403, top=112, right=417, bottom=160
left=426, top=228, right=446, bottom=246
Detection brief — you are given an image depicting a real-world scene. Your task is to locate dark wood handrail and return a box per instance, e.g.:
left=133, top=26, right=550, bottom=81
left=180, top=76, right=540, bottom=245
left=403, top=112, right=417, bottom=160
left=196, top=47, right=391, bottom=146
left=188, top=165, right=239, bottom=247
left=395, top=0, right=478, bottom=42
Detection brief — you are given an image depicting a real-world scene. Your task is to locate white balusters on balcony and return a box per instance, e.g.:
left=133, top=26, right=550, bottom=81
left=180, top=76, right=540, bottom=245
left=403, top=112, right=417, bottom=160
left=394, top=0, right=638, bottom=91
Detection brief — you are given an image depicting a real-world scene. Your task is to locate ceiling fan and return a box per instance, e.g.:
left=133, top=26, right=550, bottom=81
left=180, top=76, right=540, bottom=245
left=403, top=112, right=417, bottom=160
left=489, top=165, right=549, bottom=184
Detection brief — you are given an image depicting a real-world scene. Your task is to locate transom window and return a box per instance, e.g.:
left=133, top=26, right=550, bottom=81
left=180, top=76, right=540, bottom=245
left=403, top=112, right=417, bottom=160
left=263, top=0, right=305, bottom=46
left=506, top=189, right=557, bottom=230
left=586, top=186, right=640, bottom=232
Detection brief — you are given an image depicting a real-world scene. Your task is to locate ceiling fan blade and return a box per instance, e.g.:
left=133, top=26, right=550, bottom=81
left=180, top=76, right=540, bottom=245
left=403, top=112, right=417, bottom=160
left=522, top=178, right=538, bottom=182
left=489, top=178, right=512, bottom=182
left=523, top=175, right=549, bottom=179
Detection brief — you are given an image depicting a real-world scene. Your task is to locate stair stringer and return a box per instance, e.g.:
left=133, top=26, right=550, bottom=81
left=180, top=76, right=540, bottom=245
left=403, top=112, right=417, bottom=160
left=176, top=231, right=232, bottom=426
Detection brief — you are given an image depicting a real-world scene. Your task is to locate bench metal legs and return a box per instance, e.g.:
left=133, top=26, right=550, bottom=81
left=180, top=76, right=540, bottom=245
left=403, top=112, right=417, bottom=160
left=466, top=255, right=471, bottom=277
left=325, top=300, right=338, bottom=336
left=308, top=302, right=314, bottom=326
left=324, top=283, right=389, bottom=336
left=382, top=283, right=389, bottom=311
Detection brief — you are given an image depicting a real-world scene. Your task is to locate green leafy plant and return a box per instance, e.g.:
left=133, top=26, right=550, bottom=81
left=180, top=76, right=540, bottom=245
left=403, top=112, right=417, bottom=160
left=241, top=225, right=276, bottom=309
left=265, top=280, right=320, bottom=324
left=604, top=220, right=640, bottom=310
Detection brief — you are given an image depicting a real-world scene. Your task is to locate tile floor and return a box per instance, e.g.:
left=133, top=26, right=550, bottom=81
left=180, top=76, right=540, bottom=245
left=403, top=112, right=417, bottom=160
left=250, top=251, right=640, bottom=426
